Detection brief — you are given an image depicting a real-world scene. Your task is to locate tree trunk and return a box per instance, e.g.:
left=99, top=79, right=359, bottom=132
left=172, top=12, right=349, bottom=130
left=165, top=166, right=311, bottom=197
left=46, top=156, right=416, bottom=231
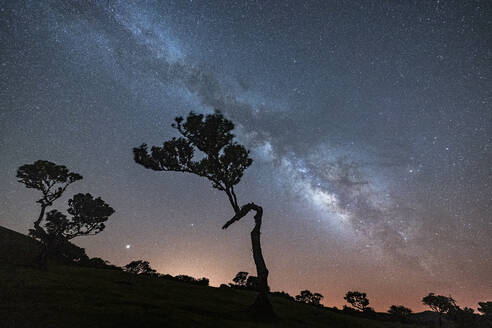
left=222, top=203, right=275, bottom=318
left=34, top=204, right=47, bottom=237
left=34, top=204, right=49, bottom=269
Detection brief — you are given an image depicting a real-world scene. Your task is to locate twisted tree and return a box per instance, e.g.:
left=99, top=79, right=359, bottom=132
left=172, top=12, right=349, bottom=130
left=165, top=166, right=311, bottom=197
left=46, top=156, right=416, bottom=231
left=133, top=111, right=274, bottom=317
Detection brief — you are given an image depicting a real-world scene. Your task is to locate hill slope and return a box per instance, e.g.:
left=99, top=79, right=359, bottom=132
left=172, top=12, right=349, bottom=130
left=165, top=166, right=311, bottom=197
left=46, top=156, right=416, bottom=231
left=0, top=226, right=421, bottom=327
left=0, top=225, right=41, bottom=266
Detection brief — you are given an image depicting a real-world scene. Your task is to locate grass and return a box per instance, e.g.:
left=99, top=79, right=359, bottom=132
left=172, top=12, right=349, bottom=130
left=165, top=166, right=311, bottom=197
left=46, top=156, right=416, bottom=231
left=0, top=226, right=423, bottom=327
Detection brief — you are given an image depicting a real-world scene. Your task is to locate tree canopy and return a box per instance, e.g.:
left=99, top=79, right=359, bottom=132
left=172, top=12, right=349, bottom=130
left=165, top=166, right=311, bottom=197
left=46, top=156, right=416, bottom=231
left=124, top=260, right=157, bottom=276
left=295, top=290, right=324, bottom=306
left=17, top=160, right=82, bottom=207
left=344, top=291, right=370, bottom=311
left=133, top=111, right=252, bottom=213
left=45, top=193, right=114, bottom=240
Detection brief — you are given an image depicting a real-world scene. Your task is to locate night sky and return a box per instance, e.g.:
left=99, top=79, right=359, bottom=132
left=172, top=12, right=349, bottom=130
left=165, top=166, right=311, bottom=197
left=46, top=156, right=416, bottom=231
left=1, top=0, right=491, bottom=311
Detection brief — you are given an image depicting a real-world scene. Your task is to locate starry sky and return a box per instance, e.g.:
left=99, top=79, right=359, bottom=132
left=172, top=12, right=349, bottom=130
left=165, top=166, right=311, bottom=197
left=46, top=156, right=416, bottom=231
left=1, top=0, right=491, bottom=312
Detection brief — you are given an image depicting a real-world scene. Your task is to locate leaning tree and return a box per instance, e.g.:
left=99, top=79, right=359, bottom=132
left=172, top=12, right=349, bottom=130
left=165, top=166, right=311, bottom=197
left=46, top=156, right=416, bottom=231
left=133, top=111, right=274, bottom=316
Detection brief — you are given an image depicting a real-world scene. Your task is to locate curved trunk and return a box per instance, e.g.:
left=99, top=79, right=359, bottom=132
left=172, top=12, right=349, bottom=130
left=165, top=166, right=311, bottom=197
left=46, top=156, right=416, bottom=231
left=222, top=203, right=275, bottom=318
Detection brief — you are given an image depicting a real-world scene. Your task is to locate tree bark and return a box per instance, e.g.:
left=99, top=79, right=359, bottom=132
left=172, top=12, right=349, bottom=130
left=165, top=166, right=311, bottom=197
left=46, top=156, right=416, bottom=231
left=222, top=203, right=275, bottom=318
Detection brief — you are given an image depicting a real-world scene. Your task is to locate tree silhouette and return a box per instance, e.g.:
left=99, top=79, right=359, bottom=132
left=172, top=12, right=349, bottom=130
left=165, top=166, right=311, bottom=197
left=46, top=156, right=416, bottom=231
left=232, top=271, right=249, bottom=287
left=447, top=306, right=477, bottom=328
left=478, top=301, right=492, bottom=316
left=17, top=161, right=114, bottom=265
left=124, top=260, right=157, bottom=276
left=133, top=111, right=274, bottom=316
left=344, top=291, right=370, bottom=311
left=422, top=293, right=457, bottom=328
left=295, top=290, right=324, bottom=306
left=388, top=305, right=412, bottom=322
left=17, top=160, right=82, bottom=242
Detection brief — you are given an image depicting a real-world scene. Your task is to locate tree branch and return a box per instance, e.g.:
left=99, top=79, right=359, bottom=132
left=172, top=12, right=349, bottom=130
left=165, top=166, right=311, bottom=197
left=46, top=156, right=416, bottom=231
left=222, top=203, right=262, bottom=229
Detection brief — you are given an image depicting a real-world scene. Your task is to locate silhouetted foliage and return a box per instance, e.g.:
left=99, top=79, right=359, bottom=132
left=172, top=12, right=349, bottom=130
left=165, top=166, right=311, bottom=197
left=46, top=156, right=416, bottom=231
left=447, top=306, right=479, bottom=328
left=45, top=193, right=114, bottom=240
left=174, top=275, right=209, bottom=286
left=81, top=257, right=121, bottom=270
left=422, top=293, right=457, bottom=328
left=133, top=111, right=273, bottom=316
left=478, top=302, right=492, bottom=316
left=124, top=260, right=157, bottom=276
left=388, top=305, right=412, bottom=322
left=344, top=291, right=370, bottom=311
left=295, top=290, right=324, bottom=307
left=232, top=271, right=249, bottom=287
left=16, top=161, right=114, bottom=266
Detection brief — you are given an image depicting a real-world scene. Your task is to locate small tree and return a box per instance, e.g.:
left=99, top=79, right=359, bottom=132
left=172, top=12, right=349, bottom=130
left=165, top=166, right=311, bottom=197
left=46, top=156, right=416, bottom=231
left=17, top=160, right=82, bottom=241
left=388, top=305, right=412, bottom=322
left=295, top=290, right=324, bottom=306
left=124, top=260, right=157, bottom=276
left=422, top=293, right=457, bottom=328
left=133, top=111, right=274, bottom=316
left=17, top=161, right=114, bottom=265
left=232, top=271, right=249, bottom=287
left=344, top=291, right=370, bottom=311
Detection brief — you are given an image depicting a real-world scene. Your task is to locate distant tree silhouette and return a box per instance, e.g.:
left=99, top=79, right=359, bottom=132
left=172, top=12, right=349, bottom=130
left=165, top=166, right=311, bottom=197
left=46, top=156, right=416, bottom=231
left=133, top=111, right=274, bottom=317
left=447, top=306, right=478, bottom=328
left=232, top=271, right=249, bottom=287
left=295, top=290, right=324, bottom=306
left=344, top=291, right=370, bottom=311
left=388, top=305, right=412, bottom=322
left=124, top=260, right=157, bottom=276
left=17, top=161, right=114, bottom=265
left=422, top=293, right=457, bottom=328
left=478, top=301, right=492, bottom=316
left=174, top=275, right=209, bottom=286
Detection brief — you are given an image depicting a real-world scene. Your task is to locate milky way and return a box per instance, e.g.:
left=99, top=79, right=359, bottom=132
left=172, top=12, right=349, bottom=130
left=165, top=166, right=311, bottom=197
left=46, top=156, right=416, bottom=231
left=1, top=0, right=491, bottom=311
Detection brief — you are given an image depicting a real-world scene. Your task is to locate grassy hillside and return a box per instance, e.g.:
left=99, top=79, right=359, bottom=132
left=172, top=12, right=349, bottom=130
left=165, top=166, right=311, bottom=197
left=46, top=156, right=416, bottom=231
left=0, top=226, right=422, bottom=328
left=0, top=226, right=41, bottom=266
